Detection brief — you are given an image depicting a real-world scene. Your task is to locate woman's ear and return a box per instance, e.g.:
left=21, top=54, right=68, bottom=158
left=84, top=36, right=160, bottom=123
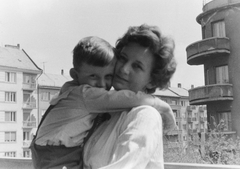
left=70, top=68, right=78, bottom=80
left=146, top=81, right=156, bottom=91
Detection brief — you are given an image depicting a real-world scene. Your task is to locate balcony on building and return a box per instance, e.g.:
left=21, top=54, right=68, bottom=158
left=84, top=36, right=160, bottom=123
left=168, top=128, right=182, bottom=135
left=22, top=101, right=36, bottom=109
left=197, top=0, right=240, bottom=24
left=189, top=84, right=233, bottom=105
left=23, top=140, right=32, bottom=148
left=22, top=121, right=36, bottom=128
left=186, top=37, right=230, bottom=65
left=193, top=129, right=198, bottom=133
left=187, top=117, right=192, bottom=123
left=22, top=82, right=36, bottom=90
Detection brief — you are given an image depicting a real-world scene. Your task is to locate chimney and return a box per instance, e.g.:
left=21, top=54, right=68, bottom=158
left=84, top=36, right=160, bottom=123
left=191, top=84, right=194, bottom=89
left=5, top=44, right=20, bottom=49
left=177, top=83, right=181, bottom=88
left=61, top=69, right=64, bottom=75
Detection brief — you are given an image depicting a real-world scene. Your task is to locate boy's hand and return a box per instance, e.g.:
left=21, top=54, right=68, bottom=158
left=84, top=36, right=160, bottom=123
left=154, top=97, right=176, bottom=134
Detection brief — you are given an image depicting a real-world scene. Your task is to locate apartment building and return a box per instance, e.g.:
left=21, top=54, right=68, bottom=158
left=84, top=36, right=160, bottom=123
left=0, top=44, right=42, bottom=158
left=37, top=72, right=71, bottom=122
left=186, top=0, right=240, bottom=137
left=154, top=84, right=207, bottom=148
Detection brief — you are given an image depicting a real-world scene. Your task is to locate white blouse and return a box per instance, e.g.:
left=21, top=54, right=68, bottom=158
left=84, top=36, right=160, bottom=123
left=84, top=105, right=164, bottom=169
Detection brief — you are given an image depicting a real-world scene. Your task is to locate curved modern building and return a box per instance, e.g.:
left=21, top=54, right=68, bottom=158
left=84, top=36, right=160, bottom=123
left=186, top=0, right=240, bottom=136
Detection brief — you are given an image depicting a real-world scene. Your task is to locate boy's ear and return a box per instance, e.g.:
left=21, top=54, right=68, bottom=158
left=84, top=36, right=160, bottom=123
left=70, top=68, right=78, bottom=80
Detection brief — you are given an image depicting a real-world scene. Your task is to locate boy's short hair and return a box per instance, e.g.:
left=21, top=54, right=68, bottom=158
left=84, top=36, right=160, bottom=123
left=72, top=36, right=115, bottom=70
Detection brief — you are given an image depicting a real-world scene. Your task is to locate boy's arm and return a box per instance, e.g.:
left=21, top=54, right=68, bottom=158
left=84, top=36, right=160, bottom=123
left=82, top=85, right=161, bottom=113
left=152, top=96, right=177, bottom=133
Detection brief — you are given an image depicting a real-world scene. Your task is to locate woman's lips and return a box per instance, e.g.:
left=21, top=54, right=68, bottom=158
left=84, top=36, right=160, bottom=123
left=115, top=74, right=128, bottom=82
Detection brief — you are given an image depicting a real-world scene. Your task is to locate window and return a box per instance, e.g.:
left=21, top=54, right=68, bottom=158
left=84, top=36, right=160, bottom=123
left=202, top=25, right=206, bottom=39
left=5, top=72, right=16, bottom=83
left=4, top=152, right=16, bottom=157
left=5, top=132, right=16, bottom=142
left=195, top=124, right=199, bottom=129
left=218, top=112, right=232, bottom=131
left=23, top=92, right=31, bottom=103
left=5, top=111, right=16, bottom=122
left=188, top=124, right=192, bottom=129
left=181, top=101, right=185, bottom=106
left=173, top=110, right=177, bottom=118
left=23, top=74, right=35, bottom=84
left=216, top=65, right=229, bottom=83
left=41, top=91, right=50, bottom=101
left=188, top=112, right=192, bottom=118
left=23, top=131, right=30, bottom=140
left=5, top=92, right=16, bottom=102
left=23, top=150, right=31, bottom=158
left=212, top=20, right=226, bottom=37
left=176, top=122, right=179, bottom=128
left=206, top=69, right=210, bottom=85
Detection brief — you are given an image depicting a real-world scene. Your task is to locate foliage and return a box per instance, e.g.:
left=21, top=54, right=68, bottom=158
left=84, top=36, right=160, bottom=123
left=163, top=122, right=240, bottom=165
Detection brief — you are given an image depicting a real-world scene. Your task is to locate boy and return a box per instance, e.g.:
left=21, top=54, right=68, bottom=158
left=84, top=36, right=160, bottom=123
left=30, top=36, right=175, bottom=169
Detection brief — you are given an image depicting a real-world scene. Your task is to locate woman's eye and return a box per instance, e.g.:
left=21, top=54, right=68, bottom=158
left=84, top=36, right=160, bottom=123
left=133, top=63, right=142, bottom=70
left=90, top=75, right=97, bottom=78
left=118, top=55, right=127, bottom=62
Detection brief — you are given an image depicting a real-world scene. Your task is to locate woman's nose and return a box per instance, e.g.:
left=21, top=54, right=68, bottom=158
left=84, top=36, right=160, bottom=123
left=120, top=63, right=130, bottom=74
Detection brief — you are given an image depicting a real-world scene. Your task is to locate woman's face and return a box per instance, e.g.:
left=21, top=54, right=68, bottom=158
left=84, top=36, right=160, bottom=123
left=113, top=42, right=154, bottom=93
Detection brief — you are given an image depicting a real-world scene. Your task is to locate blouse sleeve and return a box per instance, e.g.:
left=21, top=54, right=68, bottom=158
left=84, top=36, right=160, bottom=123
left=99, top=106, right=164, bottom=169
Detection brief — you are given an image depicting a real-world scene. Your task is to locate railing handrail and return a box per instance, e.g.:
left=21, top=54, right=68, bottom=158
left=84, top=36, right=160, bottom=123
left=1, top=157, right=240, bottom=169
left=186, top=37, right=229, bottom=51
left=189, top=83, right=233, bottom=92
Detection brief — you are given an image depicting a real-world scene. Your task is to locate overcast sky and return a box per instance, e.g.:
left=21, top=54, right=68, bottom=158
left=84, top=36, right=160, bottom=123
left=0, top=0, right=205, bottom=89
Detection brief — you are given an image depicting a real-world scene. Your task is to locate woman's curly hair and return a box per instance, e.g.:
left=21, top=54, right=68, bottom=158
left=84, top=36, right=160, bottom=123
left=116, top=24, right=177, bottom=94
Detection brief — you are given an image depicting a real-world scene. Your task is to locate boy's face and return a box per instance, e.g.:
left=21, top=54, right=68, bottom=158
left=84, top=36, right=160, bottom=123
left=75, top=62, right=115, bottom=91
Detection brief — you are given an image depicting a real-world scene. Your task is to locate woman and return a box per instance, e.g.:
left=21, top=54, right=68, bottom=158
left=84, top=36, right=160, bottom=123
left=83, top=24, right=177, bottom=169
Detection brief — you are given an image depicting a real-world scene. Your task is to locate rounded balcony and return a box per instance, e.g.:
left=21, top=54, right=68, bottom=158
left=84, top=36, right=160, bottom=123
left=186, top=37, right=230, bottom=65
left=189, top=83, right=233, bottom=105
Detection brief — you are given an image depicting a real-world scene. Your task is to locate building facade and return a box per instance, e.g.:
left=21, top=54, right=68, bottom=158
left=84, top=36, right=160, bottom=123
left=0, top=45, right=42, bottom=158
left=37, top=73, right=71, bottom=123
left=154, top=84, right=207, bottom=148
left=186, top=0, right=240, bottom=136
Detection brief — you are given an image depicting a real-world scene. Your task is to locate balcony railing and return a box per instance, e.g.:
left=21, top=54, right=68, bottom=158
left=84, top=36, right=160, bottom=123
left=192, top=117, right=197, bottom=121
left=189, top=84, right=233, bottom=105
left=186, top=37, right=230, bottom=65
left=167, top=129, right=182, bottom=135
left=187, top=117, right=192, bottom=122
left=23, top=121, right=36, bottom=128
left=23, top=140, right=32, bottom=148
left=203, top=0, right=240, bottom=12
left=22, top=83, right=36, bottom=90
left=0, top=157, right=240, bottom=169
left=23, top=102, right=36, bottom=109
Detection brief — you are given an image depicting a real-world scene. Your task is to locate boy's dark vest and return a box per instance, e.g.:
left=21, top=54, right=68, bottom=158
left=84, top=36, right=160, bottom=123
left=30, top=105, right=109, bottom=169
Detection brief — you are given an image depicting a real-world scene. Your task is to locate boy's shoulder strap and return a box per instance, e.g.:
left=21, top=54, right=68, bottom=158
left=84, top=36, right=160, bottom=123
left=34, top=105, right=55, bottom=137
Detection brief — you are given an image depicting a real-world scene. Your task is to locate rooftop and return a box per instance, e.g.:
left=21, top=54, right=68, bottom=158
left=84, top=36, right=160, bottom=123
left=0, top=44, right=42, bottom=73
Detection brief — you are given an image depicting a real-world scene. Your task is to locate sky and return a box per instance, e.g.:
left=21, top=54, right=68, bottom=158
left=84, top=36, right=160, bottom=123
left=0, top=0, right=205, bottom=89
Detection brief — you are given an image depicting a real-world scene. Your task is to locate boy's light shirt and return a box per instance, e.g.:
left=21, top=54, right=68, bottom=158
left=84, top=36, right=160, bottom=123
left=35, top=81, right=176, bottom=147
left=84, top=106, right=164, bottom=169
